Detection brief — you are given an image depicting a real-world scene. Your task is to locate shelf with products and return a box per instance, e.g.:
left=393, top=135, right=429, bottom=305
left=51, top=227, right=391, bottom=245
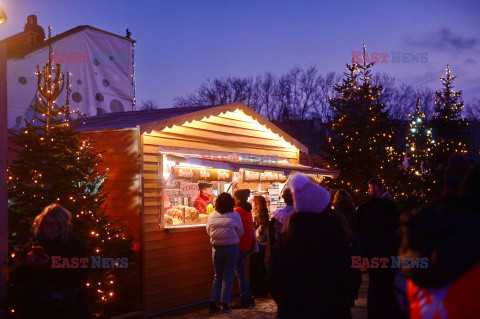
left=162, top=155, right=234, bottom=228
left=160, top=153, right=325, bottom=228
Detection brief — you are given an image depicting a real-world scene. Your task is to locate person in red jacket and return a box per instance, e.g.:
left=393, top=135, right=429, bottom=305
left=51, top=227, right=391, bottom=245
left=401, top=161, right=480, bottom=319
left=231, top=188, right=255, bottom=309
left=193, top=182, right=212, bottom=214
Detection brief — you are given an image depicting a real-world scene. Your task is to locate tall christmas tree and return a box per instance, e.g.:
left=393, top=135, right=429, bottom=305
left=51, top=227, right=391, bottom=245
left=323, top=46, right=395, bottom=202
left=8, top=57, right=134, bottom=317
left=430, top=65, right=469, bottom=169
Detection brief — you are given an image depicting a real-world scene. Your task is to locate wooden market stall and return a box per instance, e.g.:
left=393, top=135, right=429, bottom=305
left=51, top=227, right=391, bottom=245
left=78, top=102, right=336, bottom=315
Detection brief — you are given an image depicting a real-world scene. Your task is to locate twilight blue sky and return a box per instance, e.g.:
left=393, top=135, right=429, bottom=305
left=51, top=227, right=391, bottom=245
left=1, top=0, right=479, bottom=108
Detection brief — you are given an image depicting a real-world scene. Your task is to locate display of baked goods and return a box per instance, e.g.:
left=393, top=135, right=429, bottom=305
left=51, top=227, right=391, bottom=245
left=164, top=214, right=183, bottom=226
left=164, top=215, right=173, bottom=225
left=172, top=219, right=183, bottom=226
left=165, top=205, right=202, bottom=226
left=198, top=213, right=208, bottom=224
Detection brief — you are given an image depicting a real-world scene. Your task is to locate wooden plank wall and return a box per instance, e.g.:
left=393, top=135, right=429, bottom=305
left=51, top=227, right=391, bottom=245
left=79, top=129, right=143, bottom=309
left=142, top=136, right=215, bottom=313
left=143, top=229, right=214, bottom=313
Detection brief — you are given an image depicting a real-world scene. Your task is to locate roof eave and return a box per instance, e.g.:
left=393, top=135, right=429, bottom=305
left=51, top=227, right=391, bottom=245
left=139, top=102, right=309, bottom=154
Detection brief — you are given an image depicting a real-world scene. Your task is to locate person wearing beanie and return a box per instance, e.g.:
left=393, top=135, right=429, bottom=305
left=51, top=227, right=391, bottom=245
left=289, top=173, right=331, bottom=213
left=231, top=188, right=255, bottom=309
left=267, top=173, right=361, bottom=318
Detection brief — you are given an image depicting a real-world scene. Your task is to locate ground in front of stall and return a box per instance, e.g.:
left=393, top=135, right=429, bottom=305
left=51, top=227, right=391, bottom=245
left=151, top=272, right=369, bottom=318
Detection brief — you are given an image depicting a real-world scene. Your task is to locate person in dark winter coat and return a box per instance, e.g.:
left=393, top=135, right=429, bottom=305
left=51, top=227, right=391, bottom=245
left=268, top=173, right=361, bottom=319
left=356, top=177, right=400, bottom=319
left=400, top=162, right=480, bottom=318
left=12, top=204, right=89, bottom=319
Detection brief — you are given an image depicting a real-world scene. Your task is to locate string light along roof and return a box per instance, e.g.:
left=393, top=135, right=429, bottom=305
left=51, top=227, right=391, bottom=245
left=78, top=102, right=308, bottom=154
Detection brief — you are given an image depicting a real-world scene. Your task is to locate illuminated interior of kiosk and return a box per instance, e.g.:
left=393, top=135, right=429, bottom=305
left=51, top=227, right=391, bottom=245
left=162, top=156, right=290, bottom=227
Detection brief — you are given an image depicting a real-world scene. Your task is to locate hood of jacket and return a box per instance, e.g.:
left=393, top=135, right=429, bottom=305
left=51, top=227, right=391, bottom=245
left=237, top=201, right=252, bottom=213
left=401, top=194, right=480, bottom=288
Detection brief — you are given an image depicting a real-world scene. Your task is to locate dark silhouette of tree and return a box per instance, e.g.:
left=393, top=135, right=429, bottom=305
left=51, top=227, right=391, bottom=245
left=138, top=99, right=159, bottom=110
left=464, top=97, right=480, bottom=120
left=372, top=73, right=436, bottom=121
left=174, top=66, right=340, bottom=122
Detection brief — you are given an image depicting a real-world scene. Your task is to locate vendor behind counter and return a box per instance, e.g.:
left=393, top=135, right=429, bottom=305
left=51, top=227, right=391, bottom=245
left=193, top=182, right=213, bottom=214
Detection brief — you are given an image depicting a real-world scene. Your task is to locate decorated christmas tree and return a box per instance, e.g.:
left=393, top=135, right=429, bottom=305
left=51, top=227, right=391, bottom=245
left=8, top=57, right=134, bottom=317
left=403, top=97, right=435, bottom=177
left=392, top=97, right=437, bottom=208
left=430, top=65, right=470, bottom=170
left=323, top=46, right=395, bottom=202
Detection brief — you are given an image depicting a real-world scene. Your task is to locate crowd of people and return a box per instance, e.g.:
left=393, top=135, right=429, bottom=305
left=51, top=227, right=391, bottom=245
left=11, top=152, right=480, bottom=318
left=206, top=152, right=480, bottom=318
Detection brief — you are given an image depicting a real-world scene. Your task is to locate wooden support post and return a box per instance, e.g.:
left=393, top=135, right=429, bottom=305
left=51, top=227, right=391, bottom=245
left=0, top=42, right=8, bottom=310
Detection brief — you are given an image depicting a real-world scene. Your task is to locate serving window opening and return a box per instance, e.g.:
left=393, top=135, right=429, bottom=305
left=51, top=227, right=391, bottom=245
left=162, top=156, right=235, bottom=228
left=161, top=155, right=293, bottom=229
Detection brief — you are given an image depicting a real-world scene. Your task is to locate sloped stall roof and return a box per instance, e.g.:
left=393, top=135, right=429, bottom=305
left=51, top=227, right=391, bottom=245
left=78, top=102, right=308, bottom=153
left=78, top=105, right=214, bottom=131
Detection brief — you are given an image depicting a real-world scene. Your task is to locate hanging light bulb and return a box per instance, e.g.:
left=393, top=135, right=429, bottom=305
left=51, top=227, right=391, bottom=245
left=0, top=5, right=7, bottom=25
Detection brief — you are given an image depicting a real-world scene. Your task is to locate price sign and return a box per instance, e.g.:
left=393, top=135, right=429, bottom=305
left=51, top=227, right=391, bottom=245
left=174, top=167, right=233, bottom=182
left=174, top=167, right=195, bottom=179
left=243, top=170, right=287, bottom=183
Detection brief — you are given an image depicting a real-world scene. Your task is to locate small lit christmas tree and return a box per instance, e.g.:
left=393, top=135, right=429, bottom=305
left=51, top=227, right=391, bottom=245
left=8, top=58, right=134, bottom=317
left=404, top=97, right=435, bottom=176
left=391, top=97, right=437, bottom=209
left=430, top=65, right=470, bottom=169
left=323, top=45, right=395, bottom=202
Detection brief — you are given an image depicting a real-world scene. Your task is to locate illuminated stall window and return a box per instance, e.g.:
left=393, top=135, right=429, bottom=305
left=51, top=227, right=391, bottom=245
left=162, top=155, right=234, bottom=228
